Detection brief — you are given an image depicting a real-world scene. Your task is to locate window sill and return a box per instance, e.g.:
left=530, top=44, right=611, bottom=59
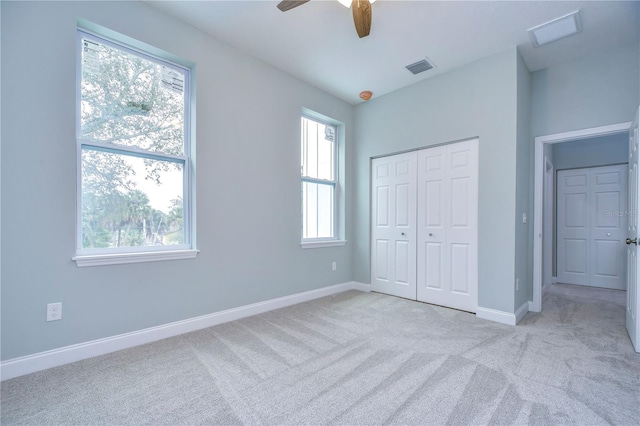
left=300, top=240, right=347, bottom=249
left=73, top=249, right=199, bottom=267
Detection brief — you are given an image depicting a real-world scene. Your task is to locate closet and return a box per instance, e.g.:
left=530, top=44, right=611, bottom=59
left=556, top=164, right=627, bottom=290
left=371, top=138, right=478, bottom=312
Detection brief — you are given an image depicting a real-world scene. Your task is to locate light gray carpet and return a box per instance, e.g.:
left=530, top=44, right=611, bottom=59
left=2, top=284, right=639, bottom=425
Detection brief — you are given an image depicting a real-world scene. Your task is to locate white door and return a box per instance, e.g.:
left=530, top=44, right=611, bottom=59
left=557, top=165, right=627, bottom=290
left=416, top=139, right=478, bottom=312
left=371, top=152, right=417, bottom=299
left=557, top=169, right=590, bottom=285
left=626, top=109, right=640, bottom=352
left=591, top=166, right=627, bottom=289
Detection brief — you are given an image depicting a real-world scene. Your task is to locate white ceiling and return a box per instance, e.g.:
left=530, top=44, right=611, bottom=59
left=148, top=0, right=640, bottom=105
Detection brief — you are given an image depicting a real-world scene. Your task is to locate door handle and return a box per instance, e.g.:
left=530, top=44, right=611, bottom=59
left=626, top=237, right=637, bottom=245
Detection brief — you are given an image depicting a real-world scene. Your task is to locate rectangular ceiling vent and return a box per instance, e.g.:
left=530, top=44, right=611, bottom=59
left=528, top=10, right=582, bottom=47
left=405, top=58, right=434, bottom=75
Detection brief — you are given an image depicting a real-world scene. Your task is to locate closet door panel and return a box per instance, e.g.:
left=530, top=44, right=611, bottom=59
left=590, top=164, right=627, bottom=289
left=417, top=139, right=478, bottom=312
left=371, top=152, right=418, bottom=299
left=450, top=243, right=470, bottom=294
left=424, top=242, right=444, bottom=290
left=417, top=145, right=448, bottom=305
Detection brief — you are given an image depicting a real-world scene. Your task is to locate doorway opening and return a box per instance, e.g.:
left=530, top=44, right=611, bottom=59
left=532, top=123, right=631, bottom=312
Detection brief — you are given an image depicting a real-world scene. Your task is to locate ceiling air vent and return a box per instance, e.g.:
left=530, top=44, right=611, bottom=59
left=528, top=10, right=582, bottom=47
left=405, top=58, right=434, bottom=75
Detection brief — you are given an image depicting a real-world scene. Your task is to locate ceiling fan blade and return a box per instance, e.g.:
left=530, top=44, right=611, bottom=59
left=351, top=0, right=372, bottom=38
left=277, top=0, right=311, bottom=12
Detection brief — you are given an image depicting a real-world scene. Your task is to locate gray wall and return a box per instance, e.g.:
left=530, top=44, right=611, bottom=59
left=553, top=134, right=629, bottom=171
left=531, top=42, right=639, bottom=138
left=353, top=49, right=520, bottom=314
left=1, top=1, right=355, bottom=360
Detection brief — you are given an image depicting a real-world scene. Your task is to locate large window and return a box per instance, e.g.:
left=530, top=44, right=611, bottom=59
left=301, top=115, right=338, bottom=242
left=75, top=29, right=194, bottom=265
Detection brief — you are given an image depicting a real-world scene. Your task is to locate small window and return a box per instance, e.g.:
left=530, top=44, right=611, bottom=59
left=301, top=115, right=338, bottom=241
left=75, top=29, right=195, bottom=265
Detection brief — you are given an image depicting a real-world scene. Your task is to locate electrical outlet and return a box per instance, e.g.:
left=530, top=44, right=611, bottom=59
left=516, top=278, right=520, bottom=292
left=47, top=302, right=62, bottom=321
left=522, top=213, right=527, bottom=224
left=332, top=261, right=337, bottom=271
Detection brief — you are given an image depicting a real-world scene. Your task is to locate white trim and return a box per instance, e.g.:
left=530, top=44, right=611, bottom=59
left=476, top=307, right=517, bottom=326
left=0, top=281, right=367, bottom=381
left=352, top=282, right=371, bottom=292
left=515, top=301, right=529, bottom=324
left=534, top=122, right=631, bottom=145
left=300, top=240, right=347, bottom=249
left=80, top=140, right=188, bottom=163
left=533, top=122, right=631, bottom=313
left=73, top=249, right=199, bottom=267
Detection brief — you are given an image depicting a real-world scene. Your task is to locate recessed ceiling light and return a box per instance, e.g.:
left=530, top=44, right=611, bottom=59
left=528, top=10, right=582, bottom=48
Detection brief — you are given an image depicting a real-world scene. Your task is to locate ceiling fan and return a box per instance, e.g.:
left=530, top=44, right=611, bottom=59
left=277, top=0, right=376, bottom=38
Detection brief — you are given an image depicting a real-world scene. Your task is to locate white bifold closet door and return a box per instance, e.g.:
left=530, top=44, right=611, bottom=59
left=370, top=151, right=418, bottom=300
left=557, top=164, right=628, bottom=290
left=416, top=140, right=479, bottom=312
left=371, top=138, right=478, bottom=312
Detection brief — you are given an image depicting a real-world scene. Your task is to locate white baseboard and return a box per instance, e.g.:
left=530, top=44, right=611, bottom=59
left=515, top=301, right=529, bottom=324
left=352, top=282, right=371, bottom=292
left=476, top=306, right=517, bottom=326
left=1, top=281, right=367, bottom=381
left=477, top=301, right=529, bottom=326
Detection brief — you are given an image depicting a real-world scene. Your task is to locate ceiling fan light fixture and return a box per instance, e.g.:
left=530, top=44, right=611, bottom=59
left=337, top=0, right=376, bottom=8
left=528, top=10, right=582, bottom=47
left=278, top=0, right=375, bottom=38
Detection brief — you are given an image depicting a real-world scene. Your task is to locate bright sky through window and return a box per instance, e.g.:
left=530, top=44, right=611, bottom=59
left=301, top=116, right=337, bottom=240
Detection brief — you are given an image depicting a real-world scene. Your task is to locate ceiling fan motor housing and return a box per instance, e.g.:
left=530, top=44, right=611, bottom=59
left=277, top=0, right=373, bottom=38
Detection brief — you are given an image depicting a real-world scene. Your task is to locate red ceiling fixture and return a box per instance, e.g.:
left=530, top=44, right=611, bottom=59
left=359, top=91, right=373, bottom=101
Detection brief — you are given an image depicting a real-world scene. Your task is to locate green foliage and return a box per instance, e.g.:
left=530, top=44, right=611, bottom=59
left=80, top=37, right=186, bottom=250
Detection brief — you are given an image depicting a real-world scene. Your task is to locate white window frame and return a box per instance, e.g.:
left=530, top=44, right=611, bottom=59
left=73, top=28, right=197, bottom=266
left=300, top=113, right=346, bottom=249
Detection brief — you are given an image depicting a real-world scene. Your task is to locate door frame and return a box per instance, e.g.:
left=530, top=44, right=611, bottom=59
left=532, top=122, right=631, bottom=312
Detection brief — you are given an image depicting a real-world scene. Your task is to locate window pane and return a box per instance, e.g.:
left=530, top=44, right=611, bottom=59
left=316, top=183, right=334, bottom=237
left=302, top=181, right=334, bottom=239
left=81, top=148, right=184, bottom=249
left=81, top=37, right=185, bottom=155
left=301, top=117, right=334, bottom=180
left=303, top=181, right=318, bottom=239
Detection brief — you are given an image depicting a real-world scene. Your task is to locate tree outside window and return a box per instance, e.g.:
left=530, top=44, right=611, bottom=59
left=77, top=30, right=192, bottom=254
